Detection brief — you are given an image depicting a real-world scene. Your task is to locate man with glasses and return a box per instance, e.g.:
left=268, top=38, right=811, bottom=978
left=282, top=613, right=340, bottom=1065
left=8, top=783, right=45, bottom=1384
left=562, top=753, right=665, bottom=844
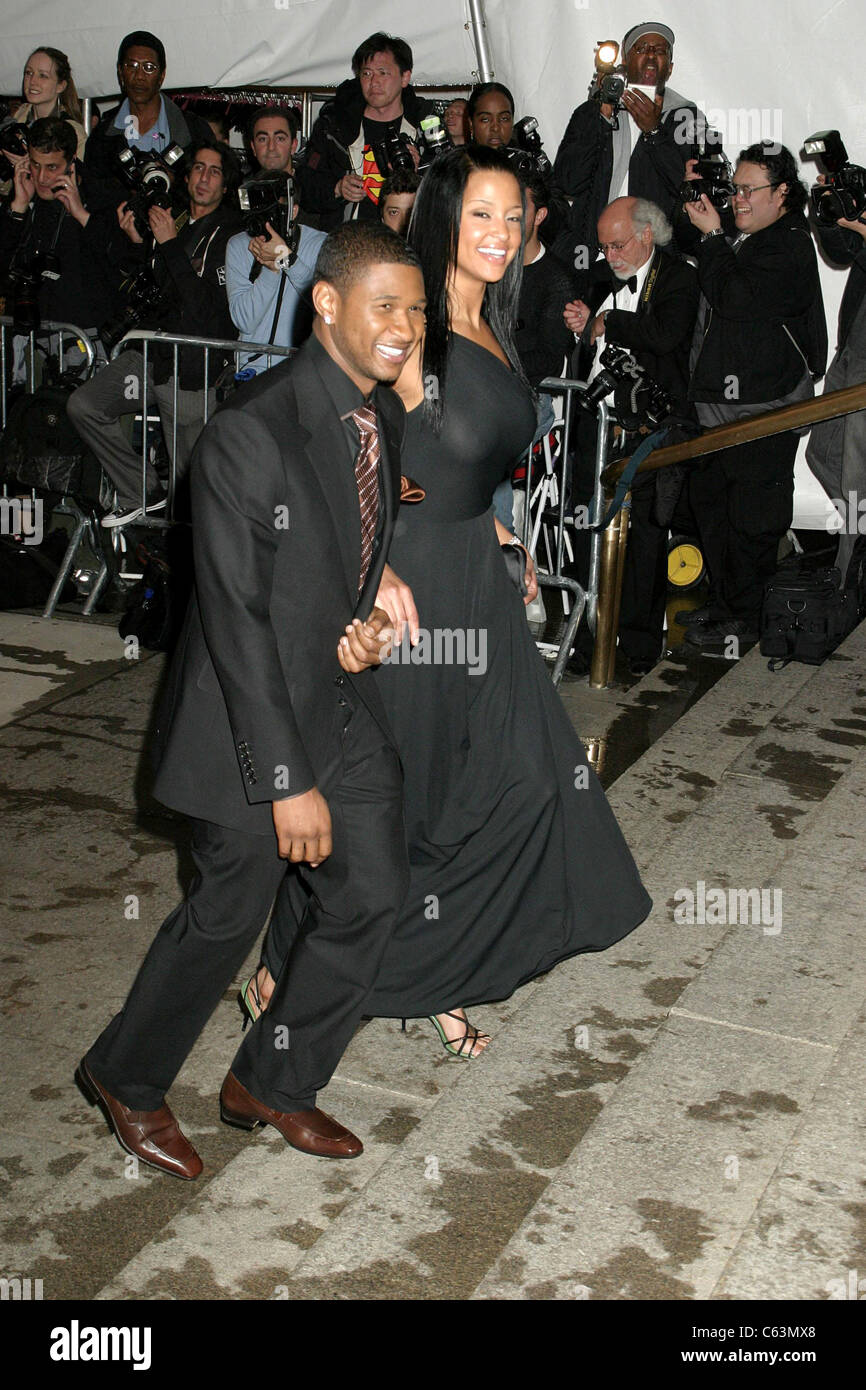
left=680, top=141, right=827, bottom=655
left=554, top=22, right=704, bottom=279
left=85, top=30, right=213, bottom=187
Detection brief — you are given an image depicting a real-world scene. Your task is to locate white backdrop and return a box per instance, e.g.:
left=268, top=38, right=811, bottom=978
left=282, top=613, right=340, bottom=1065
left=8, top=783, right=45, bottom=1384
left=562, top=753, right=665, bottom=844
left=2, top=0, right=864, bottom=522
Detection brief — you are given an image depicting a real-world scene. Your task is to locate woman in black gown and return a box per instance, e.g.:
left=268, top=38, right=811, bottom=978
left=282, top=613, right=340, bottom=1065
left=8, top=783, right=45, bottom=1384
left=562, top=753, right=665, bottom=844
left=245, top=147, right=651, bottom=1056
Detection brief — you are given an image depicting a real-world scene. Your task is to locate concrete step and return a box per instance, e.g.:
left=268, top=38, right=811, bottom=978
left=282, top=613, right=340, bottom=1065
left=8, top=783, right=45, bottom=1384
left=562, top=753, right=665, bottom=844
left=89, top=627, right=866, bottom=1298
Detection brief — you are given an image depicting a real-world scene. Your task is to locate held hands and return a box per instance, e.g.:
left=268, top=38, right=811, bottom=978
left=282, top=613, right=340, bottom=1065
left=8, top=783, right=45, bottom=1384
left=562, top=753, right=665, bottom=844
left=272, top=786, right=332, bottom=866
left=374, top=562, right=420, bottom=645
left=337, top=609, right=395, bottom=672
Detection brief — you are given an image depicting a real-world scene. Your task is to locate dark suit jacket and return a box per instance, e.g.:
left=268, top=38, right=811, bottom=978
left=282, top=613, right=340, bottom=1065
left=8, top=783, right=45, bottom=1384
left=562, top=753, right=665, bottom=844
left=575, top=247, right=699, bottom=411
left=151, top=333, right=406, bottom=835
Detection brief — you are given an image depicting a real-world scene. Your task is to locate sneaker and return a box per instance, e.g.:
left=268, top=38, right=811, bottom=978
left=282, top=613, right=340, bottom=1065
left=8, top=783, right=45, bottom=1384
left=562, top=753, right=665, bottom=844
left=684, top=618, right=758, bottom=654
left=101, top=497, right=167, bottom=529
left=673, top=604, right=717, bottom=627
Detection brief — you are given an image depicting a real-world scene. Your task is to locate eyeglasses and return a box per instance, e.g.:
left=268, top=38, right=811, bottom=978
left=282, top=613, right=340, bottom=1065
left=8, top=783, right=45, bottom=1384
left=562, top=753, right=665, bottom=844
left=122, top=60, right=160, bottom=75
left=730, top=182, right=778, bottom=200
left=632, top=42, right=670, bottom=56
left=598, top=233, right=637, bottom=254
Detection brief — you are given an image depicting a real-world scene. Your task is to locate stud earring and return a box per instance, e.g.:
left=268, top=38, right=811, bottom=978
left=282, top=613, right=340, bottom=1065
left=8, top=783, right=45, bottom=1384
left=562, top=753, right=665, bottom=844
left=323, top=315, right=333, bottom=324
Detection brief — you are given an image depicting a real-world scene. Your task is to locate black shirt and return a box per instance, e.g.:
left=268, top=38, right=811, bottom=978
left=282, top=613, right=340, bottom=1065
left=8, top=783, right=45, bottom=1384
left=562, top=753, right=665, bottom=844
left=515, top=247, right=577, bottom=387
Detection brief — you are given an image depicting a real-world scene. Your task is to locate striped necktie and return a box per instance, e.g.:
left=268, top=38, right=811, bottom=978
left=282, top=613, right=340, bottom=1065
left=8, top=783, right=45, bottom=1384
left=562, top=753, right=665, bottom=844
left=351, top=404, right=380, bottom=593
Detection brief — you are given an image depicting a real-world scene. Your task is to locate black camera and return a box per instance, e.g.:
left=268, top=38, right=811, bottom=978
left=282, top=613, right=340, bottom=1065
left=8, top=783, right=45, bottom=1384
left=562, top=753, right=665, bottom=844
left=9, top=249, right=62, bottom=331
left=117, top=143, right=185, bottom=237
left=417, top=115, right=448, bottom=174
left=238, top=171, right=300, bottom=280
left=101, top=267, right=175, bottom=353
left=804, top=130, right=866, bottom=226
left=371, top=129, right=415, bottom=177
left=511, top=117, right=552, bottom=177
left=0, top=118, right=29, bottom=181
left=681, top=131, right=733, bottom=210
left=591, top=40, right=629, bottom=114
left=580, top=345, right=674, bottom=430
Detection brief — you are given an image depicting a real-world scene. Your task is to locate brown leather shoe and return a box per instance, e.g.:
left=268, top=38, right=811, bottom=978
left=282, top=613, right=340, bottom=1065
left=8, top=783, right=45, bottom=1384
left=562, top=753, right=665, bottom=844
left=220, top=1070, right=363, bottom=1159
left=76, top=1057, right=203, bottom=1180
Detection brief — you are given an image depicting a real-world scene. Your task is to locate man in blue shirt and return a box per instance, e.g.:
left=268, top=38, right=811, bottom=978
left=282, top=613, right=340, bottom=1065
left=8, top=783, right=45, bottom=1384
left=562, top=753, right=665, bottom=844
left=226, top=108, right=326, bottom=374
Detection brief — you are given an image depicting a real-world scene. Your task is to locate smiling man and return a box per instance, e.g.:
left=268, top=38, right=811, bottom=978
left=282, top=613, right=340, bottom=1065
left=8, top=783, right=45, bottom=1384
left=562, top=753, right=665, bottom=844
left=298, top=31, right=434, bottom=230
left=554, top=21, right=705, bottom=277
left=79, top=222, right=427, bottom=1174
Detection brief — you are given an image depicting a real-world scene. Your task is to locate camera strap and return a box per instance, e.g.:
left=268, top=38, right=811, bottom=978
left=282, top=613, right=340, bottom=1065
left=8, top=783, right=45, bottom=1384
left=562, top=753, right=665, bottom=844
left=589, top=426, right=669, bottom=529
left=241, top=269, right=288, bottom=370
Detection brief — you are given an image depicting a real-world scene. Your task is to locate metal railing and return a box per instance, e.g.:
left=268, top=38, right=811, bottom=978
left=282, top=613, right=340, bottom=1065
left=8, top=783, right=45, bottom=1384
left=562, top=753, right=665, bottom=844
left=109, top=329, right=294, bottom=526
left=518, top=379, right=611, bottom=687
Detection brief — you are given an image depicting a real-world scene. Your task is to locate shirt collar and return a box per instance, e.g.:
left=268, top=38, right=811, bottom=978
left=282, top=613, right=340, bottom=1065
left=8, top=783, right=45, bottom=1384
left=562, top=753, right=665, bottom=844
left=307, top=332, right=373, bottom=424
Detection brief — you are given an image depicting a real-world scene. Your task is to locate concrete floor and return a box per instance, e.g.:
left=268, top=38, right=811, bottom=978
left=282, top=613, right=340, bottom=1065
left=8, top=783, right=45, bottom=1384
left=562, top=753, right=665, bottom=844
left=1, top=602, right=864, bottom=1319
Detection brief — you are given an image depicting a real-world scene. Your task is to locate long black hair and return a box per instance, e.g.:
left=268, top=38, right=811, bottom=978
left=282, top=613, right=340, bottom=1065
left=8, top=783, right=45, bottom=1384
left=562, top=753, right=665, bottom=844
left=408, top=144, right=527, bottom=429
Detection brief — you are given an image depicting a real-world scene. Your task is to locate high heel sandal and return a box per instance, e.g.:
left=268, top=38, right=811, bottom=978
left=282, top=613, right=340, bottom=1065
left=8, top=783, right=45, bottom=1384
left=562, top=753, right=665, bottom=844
left=238, top=972, right=265, bottom=1032
left=401, top=1012, right=490, bottom=1060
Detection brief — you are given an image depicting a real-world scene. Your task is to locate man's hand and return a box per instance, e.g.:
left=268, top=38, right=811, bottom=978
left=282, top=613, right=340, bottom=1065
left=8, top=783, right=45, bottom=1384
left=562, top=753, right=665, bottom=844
left=337, top=172, right=365, bottom=202
left=375, top=563, right=420, bottom=645
left=52, top=165, right=89, bottom=225
left=249, top=222, right=290, bottom=272
left=621, top=88, right=663, bottom=134
left=272, top=787, right=332, bottom=866
left=590, top=312, right=607, bottom=343
left=337, top=609, right=395, bottom=672
left=684, top=192, right=722, bottom=235
left=117, top=201, right=144, bottom=244
left=683, top=156, right=701, bottom=182
left=148, top=205, right=177, bottom=243
left=564, top=298, right=592, bottom=334
left=10, top=159, right=34, bottom=214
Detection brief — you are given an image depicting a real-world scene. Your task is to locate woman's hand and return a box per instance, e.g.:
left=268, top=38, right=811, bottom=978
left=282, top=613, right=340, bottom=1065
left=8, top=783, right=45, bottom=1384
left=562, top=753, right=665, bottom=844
left=518, top=543, right=539, bottom=604
left=337, top=609, right=395, bottom=672
left=374, top=563, right=420, bottom=645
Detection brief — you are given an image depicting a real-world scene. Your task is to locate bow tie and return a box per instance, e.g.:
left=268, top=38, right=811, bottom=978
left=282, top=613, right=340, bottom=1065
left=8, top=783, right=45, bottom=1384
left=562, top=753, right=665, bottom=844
left=616, top=275, right=638, bottom=295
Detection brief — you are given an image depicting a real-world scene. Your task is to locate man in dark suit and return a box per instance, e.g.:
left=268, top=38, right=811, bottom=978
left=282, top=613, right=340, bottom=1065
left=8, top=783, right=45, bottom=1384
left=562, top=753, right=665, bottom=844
left=77, top=222, right=428, bottom=1174
left=564, top=196, right=699, bottom=672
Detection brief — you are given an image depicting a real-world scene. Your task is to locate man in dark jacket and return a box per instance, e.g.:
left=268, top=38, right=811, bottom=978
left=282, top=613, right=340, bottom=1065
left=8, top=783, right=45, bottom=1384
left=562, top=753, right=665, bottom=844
left=553, top=21, right=704, bottom=282
left=682, top=141, right=827, bottom=653
left=0, top=117, right=120, bottom=340
left=565, top=196, right=699, bottom=672
left=84, top=30, right=213, bottom=190
left=297, top=32, right=434, bottom=230
left=68, top=140, right=242, bottom=526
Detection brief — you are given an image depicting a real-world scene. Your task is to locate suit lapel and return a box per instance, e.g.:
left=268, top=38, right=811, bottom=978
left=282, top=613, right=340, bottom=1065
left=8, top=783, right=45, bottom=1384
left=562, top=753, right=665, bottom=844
left=294, top=352, right=362, bottom=602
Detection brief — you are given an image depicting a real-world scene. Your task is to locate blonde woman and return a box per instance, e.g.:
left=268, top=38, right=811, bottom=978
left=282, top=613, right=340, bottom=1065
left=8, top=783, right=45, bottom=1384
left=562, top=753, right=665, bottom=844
left=11, top=48, right=87, bottom=158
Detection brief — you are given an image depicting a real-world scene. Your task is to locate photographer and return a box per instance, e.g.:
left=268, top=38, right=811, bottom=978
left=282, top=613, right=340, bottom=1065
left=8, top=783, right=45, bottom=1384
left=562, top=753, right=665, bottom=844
left=682, top=141, right=827, bottom=654
left=84, top=30, right=213, bottom=189
left=0, top=117, right=118, bottom=341
left=806, top=158, right=866, bottom=584
left=68, top=140, right=243, bottom=526
left=297, top=32, right=433, bottom=229
left=553, top=22, right=704, bottom=276
left=564, top=195, right=699, bottom=674
left=225, top=159, right=326, bottom=376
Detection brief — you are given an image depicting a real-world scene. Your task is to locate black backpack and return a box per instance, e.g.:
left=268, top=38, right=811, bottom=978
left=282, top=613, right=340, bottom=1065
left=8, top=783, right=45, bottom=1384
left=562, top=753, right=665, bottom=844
left=760, top=553, right=861, bottom=669
left=0, top=366, right=104, bottom=505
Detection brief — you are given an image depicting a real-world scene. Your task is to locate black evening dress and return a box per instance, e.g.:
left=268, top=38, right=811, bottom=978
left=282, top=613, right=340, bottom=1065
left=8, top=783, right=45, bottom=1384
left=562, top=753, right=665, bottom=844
left=363, top=334, right=651, bottom=1017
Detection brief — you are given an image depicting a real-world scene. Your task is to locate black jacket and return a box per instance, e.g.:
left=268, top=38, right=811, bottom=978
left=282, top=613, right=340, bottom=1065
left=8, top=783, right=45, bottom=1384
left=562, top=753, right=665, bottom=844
left=600, top=249, right=699, bottom=412
left=816, top=221, right=866, bottom=349
left=151, top=333, right=406, bottom=834
left=297, top=78, right=434, bottom=229
left=0, top=164, right=123, bottom=331
left=553, top=93, right=702, bottom=275
left=110, top=201, right=243, bottom=389
left=689, top=213, right=827, bottom=406
left=515, top=248, right=577, bottom=387
left=84, top=95, right=214, bottom=191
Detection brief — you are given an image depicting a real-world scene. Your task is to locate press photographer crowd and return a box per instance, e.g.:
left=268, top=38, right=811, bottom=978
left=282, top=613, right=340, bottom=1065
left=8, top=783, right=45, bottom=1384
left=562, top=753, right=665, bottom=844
left=1, top=22, right=865, bottom=674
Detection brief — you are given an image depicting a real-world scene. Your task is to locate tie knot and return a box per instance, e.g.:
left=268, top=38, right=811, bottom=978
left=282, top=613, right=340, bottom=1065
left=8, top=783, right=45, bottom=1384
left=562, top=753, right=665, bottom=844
left=352, top=405, right=378, bottom=436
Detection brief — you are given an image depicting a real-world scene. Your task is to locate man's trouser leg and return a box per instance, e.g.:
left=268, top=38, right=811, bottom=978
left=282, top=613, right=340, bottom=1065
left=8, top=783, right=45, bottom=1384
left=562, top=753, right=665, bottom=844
left=231, top=694, right=409, bottom=1114
left=688, top=451, right=734, bottom=618
left=67, top=350, right=161, bottom=510
left=618, top=475, right=669, bottom=662
left=723, top=432, right=798, bottom=626
left=152, top=382, right=215, bottom=485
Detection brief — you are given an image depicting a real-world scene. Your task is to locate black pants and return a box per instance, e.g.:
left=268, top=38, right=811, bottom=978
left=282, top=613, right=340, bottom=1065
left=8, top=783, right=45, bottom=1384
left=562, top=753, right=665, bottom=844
left=87, top=692, right=408, bottom=1114
left=688, top=431, right=798, bottom=625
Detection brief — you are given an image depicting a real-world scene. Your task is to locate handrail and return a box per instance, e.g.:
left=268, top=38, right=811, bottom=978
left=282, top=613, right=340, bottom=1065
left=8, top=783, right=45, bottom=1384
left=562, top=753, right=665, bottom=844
left=591, top=380, right=866, bottom=688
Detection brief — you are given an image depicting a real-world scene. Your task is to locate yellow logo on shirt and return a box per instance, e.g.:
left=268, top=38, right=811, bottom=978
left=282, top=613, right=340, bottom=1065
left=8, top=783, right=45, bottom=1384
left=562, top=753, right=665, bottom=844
left=361, top=146, right=385, bottom=205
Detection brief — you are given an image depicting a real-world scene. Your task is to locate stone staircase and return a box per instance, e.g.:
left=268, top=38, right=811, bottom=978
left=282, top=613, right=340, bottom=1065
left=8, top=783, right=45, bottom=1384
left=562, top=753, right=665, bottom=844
left=4, top=624, right=866, bottom=1301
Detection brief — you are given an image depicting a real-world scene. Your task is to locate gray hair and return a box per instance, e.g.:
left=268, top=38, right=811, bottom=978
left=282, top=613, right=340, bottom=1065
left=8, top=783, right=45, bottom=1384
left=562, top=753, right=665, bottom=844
left=631, top=198, right=673, bottom=247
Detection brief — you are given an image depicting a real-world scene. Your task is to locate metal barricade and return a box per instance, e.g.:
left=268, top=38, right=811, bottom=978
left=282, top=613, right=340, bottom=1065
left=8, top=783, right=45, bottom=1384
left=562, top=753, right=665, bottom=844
left=108, top=330, right=294, bottom=528
left=0, top=317, right=109, bottom=618
left=519, top=377, right=611, bottom=687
